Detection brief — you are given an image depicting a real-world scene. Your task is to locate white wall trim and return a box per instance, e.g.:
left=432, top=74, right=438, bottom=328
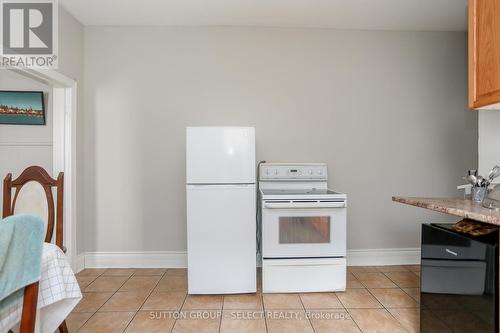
left=81, top=248, right=419, bottom=269
left=346, top=248, right=420, bottom=266
left=84, top=251, right=188, bottom=268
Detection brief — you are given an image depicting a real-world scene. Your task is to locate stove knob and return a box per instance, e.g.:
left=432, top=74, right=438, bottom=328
left=317, top=169, right=322, bottom=175
left=266, top=169, right=270, bottom=175
left=308, top=169, right=313, bottom=175
left=274, top=169, right=279, bottom=175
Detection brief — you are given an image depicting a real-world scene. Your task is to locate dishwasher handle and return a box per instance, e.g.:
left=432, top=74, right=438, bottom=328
left=264, top=201, right=346, bottom=209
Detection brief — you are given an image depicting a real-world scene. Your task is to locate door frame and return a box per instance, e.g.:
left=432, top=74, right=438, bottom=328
left=9, top=68, right=78, bottom=270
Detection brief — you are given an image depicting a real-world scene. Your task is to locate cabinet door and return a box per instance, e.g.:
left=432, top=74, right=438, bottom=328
left=469, top=0, right=500, bottom=109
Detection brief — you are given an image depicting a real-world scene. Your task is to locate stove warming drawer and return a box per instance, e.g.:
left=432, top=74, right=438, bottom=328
left=262, top=258, right=346, bottom=293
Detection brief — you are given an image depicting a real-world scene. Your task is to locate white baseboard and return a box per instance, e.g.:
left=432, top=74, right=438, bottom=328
left=80, top=248, right=419, bottom=269
left=347, top=248, right=420, bottom=266
left=84, top=251, right=187, bottom=268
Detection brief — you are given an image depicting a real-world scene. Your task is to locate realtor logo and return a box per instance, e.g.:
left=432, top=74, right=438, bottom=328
left=0, top=0, right=58, bottom=68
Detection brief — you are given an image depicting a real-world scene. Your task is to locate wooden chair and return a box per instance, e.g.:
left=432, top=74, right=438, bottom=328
left=3, top=166, right=68, bottom=333
left=18, top=274, right=39, bottom=333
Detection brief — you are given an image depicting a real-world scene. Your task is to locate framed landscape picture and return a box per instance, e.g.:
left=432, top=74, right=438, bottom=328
left=0, top=91, right=46, bottom=125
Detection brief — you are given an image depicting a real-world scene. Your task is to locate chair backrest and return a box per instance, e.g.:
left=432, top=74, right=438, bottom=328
left=2, top=166, right=64, bottom=251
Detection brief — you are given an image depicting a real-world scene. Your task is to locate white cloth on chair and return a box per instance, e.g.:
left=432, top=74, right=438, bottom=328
left=0, top=243, right=82, bottom=333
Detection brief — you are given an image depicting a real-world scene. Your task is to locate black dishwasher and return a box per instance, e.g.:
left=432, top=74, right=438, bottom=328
left=421, top=223, right=498, bottom=333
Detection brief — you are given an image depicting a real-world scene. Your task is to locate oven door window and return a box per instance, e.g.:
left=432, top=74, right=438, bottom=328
left=279, top=216, right=330, bottom=244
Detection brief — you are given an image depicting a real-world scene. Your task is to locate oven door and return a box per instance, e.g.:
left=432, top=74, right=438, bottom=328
left=261, top=199, right=346, bottom=258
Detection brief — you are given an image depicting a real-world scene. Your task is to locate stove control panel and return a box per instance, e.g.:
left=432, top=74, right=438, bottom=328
left=259, top=163, right=328, bottom=181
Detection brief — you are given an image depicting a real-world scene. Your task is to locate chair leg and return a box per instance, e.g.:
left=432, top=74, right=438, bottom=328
left=58, top=320, right=68, bottom=333
left=19, top=282, right=39, bottom=333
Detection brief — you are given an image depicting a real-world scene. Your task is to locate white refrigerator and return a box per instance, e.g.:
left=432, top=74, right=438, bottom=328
left=186, top=127, right=256, bottom=294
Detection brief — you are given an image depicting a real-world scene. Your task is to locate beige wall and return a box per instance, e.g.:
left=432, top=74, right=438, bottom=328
left=83, top=27, right=476, bottom=253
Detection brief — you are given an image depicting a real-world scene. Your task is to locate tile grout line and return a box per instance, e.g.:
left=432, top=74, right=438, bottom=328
left=262, top=293, right=273, bottom=333
left=255, top=271, right=267, bottom=333
left=382, top=270, right=420, bottom=301
left=342, top=276, right=376, bottom=333
left=171, top=280, right=189, bottom=333
left=93, top=271, right=135, bottom=328
left=368, top=266, right=419, bottom=330
left=359, top=287, right=384, bottom=310
left=346, top=273, right=389, bottom=333
left=297, top=293, right=317, bottom=333
left=121, top=269, right=168, bottom=333
left=379, top=271, right=414, bottom=332
left=73, top=270, right=107, bottom=332
left=76, top=269, right=133, bottom=333
left=76, top=274, right=99, bottom=289
left=218, top=290, right=224, bottom=333
left=345, top=308, right=367, bottom=333
left=260, top=290, right=269, bottom=333
left=370, top=270, right=420, bottom=307
left=76, top=270, right=116, bottom=333
left=348, top=268, right=408, bottom=333
left=346, top=265, right=419, bottom=330
left=352, top=269, right=403, bottom=289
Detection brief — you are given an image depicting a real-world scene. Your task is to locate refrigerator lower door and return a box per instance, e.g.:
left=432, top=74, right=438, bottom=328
left=187, top=184, right=256, bottom=294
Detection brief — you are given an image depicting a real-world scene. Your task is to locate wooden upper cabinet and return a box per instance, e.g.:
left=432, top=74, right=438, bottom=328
left=469, top=0, right=500, bottom=109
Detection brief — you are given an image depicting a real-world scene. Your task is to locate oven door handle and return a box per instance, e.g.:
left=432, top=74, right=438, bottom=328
left=264, top=201, right=346, bottom=209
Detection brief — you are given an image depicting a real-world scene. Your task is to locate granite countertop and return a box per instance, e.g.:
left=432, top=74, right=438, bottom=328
left=392, top=196, right=500, bottom=226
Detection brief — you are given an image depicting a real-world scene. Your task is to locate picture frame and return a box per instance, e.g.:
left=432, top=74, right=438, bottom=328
left=0, top=90, right=46, bottom=125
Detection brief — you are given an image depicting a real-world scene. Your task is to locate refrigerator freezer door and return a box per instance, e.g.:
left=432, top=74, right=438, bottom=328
left=187, top=184, right=256, bottom=294
left=186, top=127, right=255, bottom=184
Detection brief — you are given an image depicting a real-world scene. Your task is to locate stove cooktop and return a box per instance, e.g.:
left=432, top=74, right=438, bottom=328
left=261, top=189, right=342, bottom=195
left=260, top=188, right=347, bottom=200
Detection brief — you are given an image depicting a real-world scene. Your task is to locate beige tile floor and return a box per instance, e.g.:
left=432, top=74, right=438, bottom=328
left=70, top=265, right=422, bottom=333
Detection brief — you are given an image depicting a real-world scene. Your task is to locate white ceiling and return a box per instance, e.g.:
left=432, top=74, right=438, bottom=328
left=60, top=0, right=467, bottom=31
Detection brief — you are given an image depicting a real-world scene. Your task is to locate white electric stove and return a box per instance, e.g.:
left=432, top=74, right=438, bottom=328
left=259, top=163, right=347, bottom=293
